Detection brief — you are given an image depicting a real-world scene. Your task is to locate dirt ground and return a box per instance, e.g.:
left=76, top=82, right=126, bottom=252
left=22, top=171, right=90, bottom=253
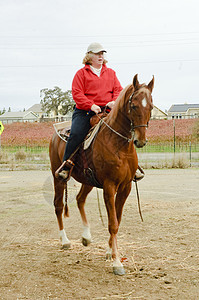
left=0, top=169, right=199, bottom=300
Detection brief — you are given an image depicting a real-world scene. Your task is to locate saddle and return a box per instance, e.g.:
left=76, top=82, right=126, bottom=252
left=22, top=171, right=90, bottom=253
left=53, top=110, right=109, bottom=188
left=53, top=121, right=71, bottom=142
left=53, top=110, right=108, bottom=143
left=90, top=110, right=108, bottom=127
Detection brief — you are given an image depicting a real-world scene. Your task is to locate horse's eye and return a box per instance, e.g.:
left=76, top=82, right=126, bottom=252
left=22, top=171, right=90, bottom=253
left=131, top=104, right=137, bottom=110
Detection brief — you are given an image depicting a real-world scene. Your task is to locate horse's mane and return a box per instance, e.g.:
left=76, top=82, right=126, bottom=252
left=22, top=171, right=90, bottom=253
left=108, top=82, right=150, bottom=121
left=107, top=84, right=133, bottom=124
left=106, top=81, right=149, bottom=126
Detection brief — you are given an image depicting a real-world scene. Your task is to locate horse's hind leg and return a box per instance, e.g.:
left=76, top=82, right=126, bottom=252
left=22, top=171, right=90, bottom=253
left=54, top=177, right=71, bottom=249
left=76, top=184, right=93, bottom=246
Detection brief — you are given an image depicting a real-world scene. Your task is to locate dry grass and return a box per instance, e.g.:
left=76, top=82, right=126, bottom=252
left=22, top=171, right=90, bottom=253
left=15, top=150, right=27, bottom=161
left=141, top=153, right=190, bottom=169
left=171, top=154, right=189, bottom=168
left=0, top=149, right=195, bottom=170
left=0, top=149, right=50, bottom=171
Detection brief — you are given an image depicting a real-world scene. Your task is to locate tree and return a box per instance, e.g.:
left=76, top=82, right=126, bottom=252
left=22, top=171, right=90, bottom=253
left=58, top=90, right=75, bottom=115
left=0, top=107, right=6, bottom=115
left=193, top=119, right=199, bottom=141
left=40, top=86, right=75, bottom=116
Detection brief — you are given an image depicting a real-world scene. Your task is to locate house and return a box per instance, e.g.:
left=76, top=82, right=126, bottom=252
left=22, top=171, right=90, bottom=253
left=27, top=103, right=73, bottom=121
left=167, top=104, right=199, bottom=119
left=151, top=105, right=167, bottom=119
left=26, top=103, right=56, bottom=118
left=26, top=104, right=45, bottom=118
left=0, top=111, right=38, bottom=124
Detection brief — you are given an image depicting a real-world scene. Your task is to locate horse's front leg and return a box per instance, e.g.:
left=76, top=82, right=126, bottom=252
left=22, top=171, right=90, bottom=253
left=106, top=183, right=131, bottom=260
left=115, top=182, right=132, bottom=225
left=76, top=184, right=93, bottom=246
left=103, top=184, right=125, bottom=276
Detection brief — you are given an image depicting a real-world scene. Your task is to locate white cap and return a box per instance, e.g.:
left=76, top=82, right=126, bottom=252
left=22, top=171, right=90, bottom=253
left=87, top=42, right=107, bottom=53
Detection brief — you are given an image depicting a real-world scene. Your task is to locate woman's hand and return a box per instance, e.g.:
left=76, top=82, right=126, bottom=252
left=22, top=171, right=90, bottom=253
left=106, top=101, right=115, bottom=110
left=91, top=104, right=101, bottom=114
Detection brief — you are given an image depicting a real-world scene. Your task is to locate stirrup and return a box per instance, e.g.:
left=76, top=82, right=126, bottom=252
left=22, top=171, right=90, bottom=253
left=55, top=160, right=75, bottom=181
left=58, top=169, right=70, bottom=180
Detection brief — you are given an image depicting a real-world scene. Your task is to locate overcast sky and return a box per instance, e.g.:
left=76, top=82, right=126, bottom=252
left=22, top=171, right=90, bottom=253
left=0, top=0, right=199, bottom=112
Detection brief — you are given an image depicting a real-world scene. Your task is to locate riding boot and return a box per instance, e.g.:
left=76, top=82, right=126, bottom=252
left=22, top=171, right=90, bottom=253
left=55, top=160, right=75, bottom=181
left=133, top=165, right=145, bottom=182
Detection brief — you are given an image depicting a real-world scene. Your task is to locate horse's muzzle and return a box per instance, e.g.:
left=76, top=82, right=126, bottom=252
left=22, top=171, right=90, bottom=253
left=134, top=139, right=147, bottom=148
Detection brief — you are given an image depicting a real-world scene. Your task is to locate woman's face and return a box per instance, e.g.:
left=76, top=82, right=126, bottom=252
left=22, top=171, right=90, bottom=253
left=90, top=51, right=105, bottom=68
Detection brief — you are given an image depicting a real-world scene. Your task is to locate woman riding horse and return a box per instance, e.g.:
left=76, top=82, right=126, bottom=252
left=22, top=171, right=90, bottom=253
left=55, top=42, right=144, bottom=182
left=49, top=73, right=154, bottom=275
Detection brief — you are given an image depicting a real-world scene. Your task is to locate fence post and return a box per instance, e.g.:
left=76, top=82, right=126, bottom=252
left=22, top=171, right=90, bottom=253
left=189, top=141, right=192, bottom=167
left=173, top=119, right=176, bottom=153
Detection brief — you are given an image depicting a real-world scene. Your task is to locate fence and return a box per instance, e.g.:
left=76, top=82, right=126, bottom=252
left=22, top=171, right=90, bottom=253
left=0, top=117, right=199, bottom=168
left=137, top=142, right=199, bottom=168
left=0, top=116, right=72, bottom=124
left=1, top=141, right=199, bottom=169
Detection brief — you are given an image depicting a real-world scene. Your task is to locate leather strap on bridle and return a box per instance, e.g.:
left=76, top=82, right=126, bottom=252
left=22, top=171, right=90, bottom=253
left=96, top=101, right=148, bottom=143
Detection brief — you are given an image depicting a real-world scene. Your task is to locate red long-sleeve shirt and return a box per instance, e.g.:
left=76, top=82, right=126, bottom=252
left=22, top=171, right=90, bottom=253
left=72, top=64, right=123, bottom=111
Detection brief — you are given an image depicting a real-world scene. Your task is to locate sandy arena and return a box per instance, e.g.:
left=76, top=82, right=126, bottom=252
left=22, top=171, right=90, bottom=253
left=0, top=169, right=199, bottom=299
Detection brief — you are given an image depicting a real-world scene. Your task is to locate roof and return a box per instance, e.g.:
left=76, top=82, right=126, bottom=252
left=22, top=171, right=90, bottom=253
left=0, top=111, right=38, bottom=119
left=153, top=105, right=167, bottom=115
left=26, top=104, right=42, bottom=112
left=168, top=104, right=199, bottom=113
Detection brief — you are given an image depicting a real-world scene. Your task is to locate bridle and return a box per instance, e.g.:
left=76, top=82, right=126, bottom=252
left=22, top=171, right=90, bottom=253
left=97, top=91, right=149, bottom=143
left=128, top=91, right=149, bottom=130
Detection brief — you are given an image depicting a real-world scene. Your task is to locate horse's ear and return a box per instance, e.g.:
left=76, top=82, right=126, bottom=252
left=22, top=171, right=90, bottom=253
left=132, top=74, right=139, bottom=90
left=148, top=76, right=154, bottom=93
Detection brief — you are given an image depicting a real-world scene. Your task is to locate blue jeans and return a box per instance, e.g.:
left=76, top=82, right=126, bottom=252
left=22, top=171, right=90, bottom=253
left=63, top=108, right=95, bottom=162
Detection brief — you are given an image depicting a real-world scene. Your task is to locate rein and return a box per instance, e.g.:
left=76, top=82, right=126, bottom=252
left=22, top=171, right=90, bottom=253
left=96, top=98, right=148, bottom=143
left=97, top=114, right=134, bottom=143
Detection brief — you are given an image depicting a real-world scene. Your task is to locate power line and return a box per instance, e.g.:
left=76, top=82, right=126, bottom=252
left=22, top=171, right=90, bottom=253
left=1, top=36, right=199, bottom=50
left=0, top=58, right=199, bottom=68
left=1, top=41, right=199, bottom=50
left=0, top=31, right=199, bottom=38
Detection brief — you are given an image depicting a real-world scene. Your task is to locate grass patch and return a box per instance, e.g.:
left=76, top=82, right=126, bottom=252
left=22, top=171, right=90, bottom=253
left=139, top=153, right=192, bottom=169
left=1, top=143, right=198, bottom=170
left=0, top=146, right=50, bottom=170
left=137, top=142, right=199, bottom=153
left=1, top=145, right=49, bottom=154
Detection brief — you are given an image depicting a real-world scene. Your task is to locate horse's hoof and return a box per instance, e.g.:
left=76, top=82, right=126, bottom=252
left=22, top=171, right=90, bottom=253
left=113, top=266, right=125, bottom=276
left=61, top=243, right=71, bottom=249
left=82, top=237, right=91, bottom=247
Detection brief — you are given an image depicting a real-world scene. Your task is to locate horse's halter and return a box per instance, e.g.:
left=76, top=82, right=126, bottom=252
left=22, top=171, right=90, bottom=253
left=97, top=90, right=149, bottom=143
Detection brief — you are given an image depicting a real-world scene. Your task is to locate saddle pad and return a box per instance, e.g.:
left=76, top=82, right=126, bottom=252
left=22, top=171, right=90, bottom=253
left=83, top=120, right=102, bottom=150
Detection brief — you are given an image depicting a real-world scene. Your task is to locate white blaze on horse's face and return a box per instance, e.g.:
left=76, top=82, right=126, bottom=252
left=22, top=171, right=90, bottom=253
left=142, top=98, right=147, bottom=108
left=133, top=92, right=150, bottom=148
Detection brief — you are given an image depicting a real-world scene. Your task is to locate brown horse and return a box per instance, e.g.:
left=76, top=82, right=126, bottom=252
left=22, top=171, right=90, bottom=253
left=49, top=74, right=154, bottom=275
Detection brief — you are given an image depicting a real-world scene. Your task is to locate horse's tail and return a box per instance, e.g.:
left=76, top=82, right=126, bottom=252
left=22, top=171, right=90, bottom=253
left=64, top=183, right=69, bottom=217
